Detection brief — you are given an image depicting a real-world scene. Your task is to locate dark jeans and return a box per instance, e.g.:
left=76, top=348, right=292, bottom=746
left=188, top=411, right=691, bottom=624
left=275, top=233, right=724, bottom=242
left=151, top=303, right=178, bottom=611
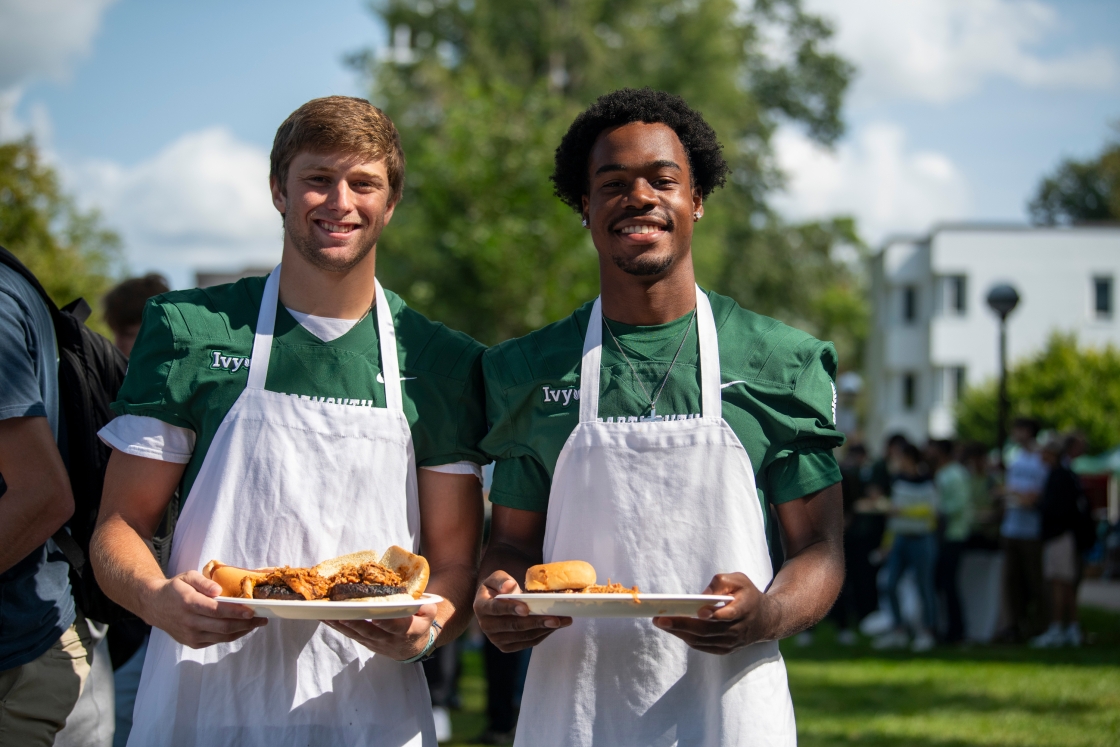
left=886, top=533, right=938, bottom=633
left=831, top=514, right=885, bottom=629
left=936, top=540, right=966, bottom=642
left=423, top=638, right=460, bottom=708
left=1001, top=537, right=1047, bottom=640
left=484, top=639, right=529, bottom=733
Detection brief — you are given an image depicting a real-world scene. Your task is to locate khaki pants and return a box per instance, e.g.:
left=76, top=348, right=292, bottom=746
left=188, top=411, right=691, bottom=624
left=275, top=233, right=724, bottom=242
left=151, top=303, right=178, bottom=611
left=0, top=618, right=92, bottom=747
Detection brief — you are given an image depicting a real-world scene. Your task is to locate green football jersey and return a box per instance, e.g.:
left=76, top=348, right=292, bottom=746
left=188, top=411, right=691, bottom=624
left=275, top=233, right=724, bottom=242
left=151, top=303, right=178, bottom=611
left=114, top=275, right=487, bottom=501
left=480, top=290, right=845, bottom=526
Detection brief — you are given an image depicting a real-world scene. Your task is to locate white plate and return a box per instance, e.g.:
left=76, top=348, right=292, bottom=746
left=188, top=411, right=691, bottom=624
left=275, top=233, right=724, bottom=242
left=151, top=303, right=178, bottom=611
left=495, top=593, right=734, bottom=618
left=215, top=593, right=443, bottom=620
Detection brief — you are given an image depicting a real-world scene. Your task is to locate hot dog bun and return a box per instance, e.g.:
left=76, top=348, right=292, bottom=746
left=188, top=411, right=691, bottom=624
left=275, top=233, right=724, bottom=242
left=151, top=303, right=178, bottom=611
left=525, top=560, right=596, bottom=591
left=202, top=560, right=271, bottom=598
left=201, top=546, right=430, bottom=601
left=378, top=546, right=430, bottom=599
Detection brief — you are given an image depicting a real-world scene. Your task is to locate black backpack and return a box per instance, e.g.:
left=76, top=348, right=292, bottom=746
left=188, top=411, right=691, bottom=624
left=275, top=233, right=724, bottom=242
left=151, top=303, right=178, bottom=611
left=0, top=245, right=135, bottom=624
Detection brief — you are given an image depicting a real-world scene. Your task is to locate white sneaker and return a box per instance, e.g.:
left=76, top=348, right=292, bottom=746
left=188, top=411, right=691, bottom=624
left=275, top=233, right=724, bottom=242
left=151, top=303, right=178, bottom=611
left=911, top=631, right=935, bottom=652
left=872, top=629, right=909, bottom=650
left=433, top=706, right=452, bottom=743
left=1064, top=624, right=1083, bottom=647
left=837, top=629, right=859, bottom=646
left=1029, top=625, right=1065, bottom=648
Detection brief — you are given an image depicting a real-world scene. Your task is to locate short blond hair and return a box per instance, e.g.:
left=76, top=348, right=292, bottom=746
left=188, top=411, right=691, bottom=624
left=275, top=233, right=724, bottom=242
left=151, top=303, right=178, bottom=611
left=270, top=96, right=405, bottom=203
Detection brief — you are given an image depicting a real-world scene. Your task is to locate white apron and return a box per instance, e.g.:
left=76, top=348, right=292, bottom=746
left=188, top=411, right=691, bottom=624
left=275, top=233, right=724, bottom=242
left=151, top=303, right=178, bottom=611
left=128, top=265, right=435, bottom=747
left=515, top=286, right=797, bottom=747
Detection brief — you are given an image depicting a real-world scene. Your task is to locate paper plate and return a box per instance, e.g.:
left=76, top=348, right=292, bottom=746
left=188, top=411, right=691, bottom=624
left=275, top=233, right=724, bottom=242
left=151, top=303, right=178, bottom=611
left=494, top=593, right=734, bottom=618
left=215, top=593, right=443, bottom=620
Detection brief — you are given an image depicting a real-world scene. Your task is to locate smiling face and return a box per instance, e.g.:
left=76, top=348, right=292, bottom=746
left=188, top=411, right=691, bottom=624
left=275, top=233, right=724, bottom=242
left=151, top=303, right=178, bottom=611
left=270, top=150, right=398, bottom=273
left=581, top=122, right=702, bottom=279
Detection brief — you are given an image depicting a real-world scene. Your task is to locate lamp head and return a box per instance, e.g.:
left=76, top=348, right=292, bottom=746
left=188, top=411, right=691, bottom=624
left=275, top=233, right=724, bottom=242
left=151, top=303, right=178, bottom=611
left=986, top=284, right=1020, bottom=318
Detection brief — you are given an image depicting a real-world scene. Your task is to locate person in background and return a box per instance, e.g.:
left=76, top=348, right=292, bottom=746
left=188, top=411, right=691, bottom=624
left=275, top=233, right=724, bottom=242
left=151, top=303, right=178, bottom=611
left=929, top=439, right=972, bottom=644
left=830, top=443, right=873, bottom=644
left=866, top=433, right=909, bottom=502
left=1031, top=436, right=1087, bottom=647
left=102, top=274, right=170, bottom=357
left=996, top=417, right=1050, bottom=642
left=874, top=442, right=939, bottom=652
left=101, top=273, right=171, bottom=747
left=0, top=260, right=88, bottom=745
left=961, top=442, right=1000, bottom=549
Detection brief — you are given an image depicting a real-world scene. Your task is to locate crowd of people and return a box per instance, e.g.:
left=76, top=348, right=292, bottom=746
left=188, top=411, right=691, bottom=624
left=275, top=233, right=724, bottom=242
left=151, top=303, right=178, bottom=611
left=829, top=418, right=1096, bottom=653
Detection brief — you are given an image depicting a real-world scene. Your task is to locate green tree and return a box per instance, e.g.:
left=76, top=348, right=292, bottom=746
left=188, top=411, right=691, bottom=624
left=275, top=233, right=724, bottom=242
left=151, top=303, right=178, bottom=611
left=1029, top=132, right=1120, bottom=225
left=355, top=0, right=865, bottom=361
left=955, top=333, right=1120, bottom=454
left=0, top=137, right=121, bottom=332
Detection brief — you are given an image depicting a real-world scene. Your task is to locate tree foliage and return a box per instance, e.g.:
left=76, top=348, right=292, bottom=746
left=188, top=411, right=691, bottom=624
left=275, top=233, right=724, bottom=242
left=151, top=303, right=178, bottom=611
left=355, top=0, right=866, bottom=362
left=955, top=333, right=1120, bottom=454
left=0, top=137, right=121, bottom=331
left=1029, top=132, right=1120, bottom=225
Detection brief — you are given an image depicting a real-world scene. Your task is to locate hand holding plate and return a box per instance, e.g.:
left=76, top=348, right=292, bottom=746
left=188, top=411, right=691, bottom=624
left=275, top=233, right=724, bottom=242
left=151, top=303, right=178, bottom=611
left=652, top=572, right=776, bottom=655
left=324, top=601, right=439, bottom=660
left=145, top=570, right=268, bottom=649
left=474, top=571, right=571, bottom=653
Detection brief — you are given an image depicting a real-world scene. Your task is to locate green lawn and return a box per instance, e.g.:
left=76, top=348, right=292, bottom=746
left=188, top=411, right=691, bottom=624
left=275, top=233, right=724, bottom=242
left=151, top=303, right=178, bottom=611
left=446, top=607, right=1120, bottom=746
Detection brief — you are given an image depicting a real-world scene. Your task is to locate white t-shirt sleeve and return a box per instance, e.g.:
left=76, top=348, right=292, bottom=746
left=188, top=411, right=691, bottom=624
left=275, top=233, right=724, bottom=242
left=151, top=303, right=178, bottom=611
left=98, top=414, right=196, bottom=464
left=420, top=461, right=483, bottom=481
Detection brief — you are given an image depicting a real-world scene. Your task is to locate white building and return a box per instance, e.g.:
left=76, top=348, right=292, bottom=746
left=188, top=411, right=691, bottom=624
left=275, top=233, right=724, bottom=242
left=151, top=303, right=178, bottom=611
left=866, top=224, right=1120, bottom=450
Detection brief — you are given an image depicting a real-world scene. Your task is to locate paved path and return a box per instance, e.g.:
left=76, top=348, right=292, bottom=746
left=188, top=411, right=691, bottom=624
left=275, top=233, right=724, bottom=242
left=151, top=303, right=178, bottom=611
left=1079, top=579, right=1120, bottom=611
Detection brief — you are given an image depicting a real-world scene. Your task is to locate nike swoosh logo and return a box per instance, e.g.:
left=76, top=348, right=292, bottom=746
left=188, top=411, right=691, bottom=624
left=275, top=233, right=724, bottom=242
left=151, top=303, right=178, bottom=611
left=376, top=373, right=418, bottom=383
left=721, top=380, right=748, bottom=389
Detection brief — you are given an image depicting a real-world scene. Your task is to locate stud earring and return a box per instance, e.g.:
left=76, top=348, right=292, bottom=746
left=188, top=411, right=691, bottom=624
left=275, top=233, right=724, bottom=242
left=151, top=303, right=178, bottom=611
left=693, top=212, right=702, bottom=221
left=582, top=217, right=589, bottom=228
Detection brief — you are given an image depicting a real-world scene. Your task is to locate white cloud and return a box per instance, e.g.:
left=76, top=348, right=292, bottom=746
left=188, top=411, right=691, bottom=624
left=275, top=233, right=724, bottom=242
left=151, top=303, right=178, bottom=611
left=804, top=0, right=1119, bottom=104
left=69, top=128, right=282, bottom=280
left=773, top=122, right=969, bottom=244
left=0, top=0, right=118, bottom=91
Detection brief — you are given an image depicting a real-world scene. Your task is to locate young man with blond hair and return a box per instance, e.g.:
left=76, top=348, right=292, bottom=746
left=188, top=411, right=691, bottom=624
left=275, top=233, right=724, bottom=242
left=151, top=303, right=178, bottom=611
left=90, top=96, right=486, bottom=746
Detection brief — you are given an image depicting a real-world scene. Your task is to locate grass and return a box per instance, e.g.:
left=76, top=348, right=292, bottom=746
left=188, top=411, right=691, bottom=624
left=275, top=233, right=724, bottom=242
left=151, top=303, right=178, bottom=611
left=444, top=607, right=1120, bottom=746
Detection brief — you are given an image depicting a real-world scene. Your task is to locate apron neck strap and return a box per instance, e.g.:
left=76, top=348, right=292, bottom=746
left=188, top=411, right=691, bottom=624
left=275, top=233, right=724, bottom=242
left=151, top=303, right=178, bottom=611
left=245, top=266, right=403, bottom=411
left=247, top=264, right=281, bottom=390
left=374, top=277, right=404, bottom=412
left=695, top=285, right=721, bottom=419
left=578, top=298, right=605, bottom=423
left=578, top=285, right=721, bottom=424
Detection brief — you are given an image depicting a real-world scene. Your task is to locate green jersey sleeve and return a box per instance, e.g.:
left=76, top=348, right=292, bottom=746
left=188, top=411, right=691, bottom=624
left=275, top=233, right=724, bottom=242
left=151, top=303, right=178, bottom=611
left=763, top=340, right=843, bottom=504
left=112, top=298, right=196, bottom=431
left=480, top=341, right=559, bottom=512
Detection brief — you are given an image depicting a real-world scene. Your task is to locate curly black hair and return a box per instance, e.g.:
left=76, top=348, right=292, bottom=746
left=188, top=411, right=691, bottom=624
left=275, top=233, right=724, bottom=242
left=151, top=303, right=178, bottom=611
left=551, top=88, right=729, bottom=212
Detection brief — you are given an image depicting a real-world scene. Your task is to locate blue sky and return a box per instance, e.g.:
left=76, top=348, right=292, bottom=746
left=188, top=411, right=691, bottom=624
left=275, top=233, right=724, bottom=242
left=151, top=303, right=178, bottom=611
left=1, top=0, right=1118, bottom=288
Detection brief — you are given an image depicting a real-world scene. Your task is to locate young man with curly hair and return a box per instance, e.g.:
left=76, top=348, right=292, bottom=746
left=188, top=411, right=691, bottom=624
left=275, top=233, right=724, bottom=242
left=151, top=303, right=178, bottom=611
left=474, top=89, right=845, bottom=746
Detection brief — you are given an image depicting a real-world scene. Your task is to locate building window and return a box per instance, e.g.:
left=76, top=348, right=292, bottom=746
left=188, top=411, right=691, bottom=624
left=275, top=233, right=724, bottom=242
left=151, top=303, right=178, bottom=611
left=1094, top=276, right=1112, bottom=319
left=902, top=286, right=917, bottom=323
left=949, top=276, right=967, bottom=314
left=902, top=373, right=916, bottom=410
left=932, top=367, right=965, bottom=406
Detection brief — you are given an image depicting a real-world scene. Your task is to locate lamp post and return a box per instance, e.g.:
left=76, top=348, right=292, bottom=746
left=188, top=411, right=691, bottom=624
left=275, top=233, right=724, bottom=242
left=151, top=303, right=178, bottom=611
left=986, top=284, right=1020, bottom=462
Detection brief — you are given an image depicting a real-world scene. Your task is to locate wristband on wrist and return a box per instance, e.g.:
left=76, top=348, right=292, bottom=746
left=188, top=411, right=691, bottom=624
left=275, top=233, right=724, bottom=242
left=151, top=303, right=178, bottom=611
left=402, top=620, right=442, bottom=664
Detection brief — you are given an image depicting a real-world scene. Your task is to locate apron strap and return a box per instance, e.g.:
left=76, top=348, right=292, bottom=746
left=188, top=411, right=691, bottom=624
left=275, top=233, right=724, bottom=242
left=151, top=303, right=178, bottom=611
left=695, top=285, right=722, bottom=419
left=578, top=286, right=722, bottom=423
left=246, top=266, right=402, bottom=411
left=374, top=278, right=404, bottom=412
left=578, top=297, right=605, bottom=423
left=246, top=264, right=281, bottom=390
